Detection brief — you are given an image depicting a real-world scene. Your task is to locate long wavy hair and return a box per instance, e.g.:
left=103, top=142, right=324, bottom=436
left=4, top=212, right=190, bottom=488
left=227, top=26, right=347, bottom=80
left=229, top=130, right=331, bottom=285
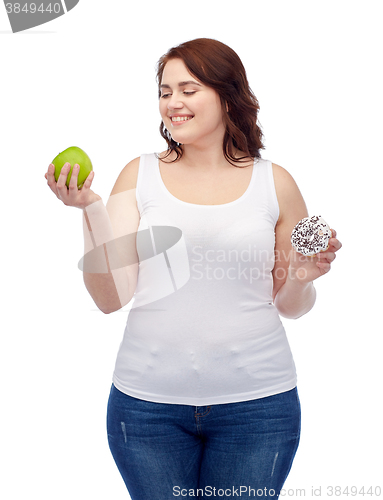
left=156, top=38, right=265, bottom=167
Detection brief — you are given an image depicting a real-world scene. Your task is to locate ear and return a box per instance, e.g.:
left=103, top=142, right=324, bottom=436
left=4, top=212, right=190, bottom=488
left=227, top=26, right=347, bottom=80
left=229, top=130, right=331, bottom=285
left=225, top=101, right=229, bottom=113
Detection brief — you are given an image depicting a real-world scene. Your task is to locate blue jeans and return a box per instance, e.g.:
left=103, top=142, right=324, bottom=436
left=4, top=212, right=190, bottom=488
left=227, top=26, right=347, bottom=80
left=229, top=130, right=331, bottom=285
left=107, top=384, right=301, bottom=499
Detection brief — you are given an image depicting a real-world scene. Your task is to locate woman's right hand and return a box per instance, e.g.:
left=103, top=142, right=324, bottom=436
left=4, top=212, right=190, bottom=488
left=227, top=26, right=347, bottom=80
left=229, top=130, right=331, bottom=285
left=45, top=162, right=101, bottom=209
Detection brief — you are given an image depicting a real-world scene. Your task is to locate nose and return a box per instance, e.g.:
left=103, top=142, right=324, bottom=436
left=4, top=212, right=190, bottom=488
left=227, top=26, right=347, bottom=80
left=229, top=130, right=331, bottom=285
left=167, top=93, right=184, bottom=110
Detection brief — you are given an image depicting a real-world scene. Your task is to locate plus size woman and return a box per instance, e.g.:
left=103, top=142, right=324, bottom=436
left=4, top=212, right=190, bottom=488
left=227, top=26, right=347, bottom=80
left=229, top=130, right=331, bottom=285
left=45, top=38, right=342, bottom=499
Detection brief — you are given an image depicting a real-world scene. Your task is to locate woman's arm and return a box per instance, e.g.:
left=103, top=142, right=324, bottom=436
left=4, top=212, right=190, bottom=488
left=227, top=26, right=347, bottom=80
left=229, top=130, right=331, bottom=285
left=273, top=273, right=317, bottom=320
left=271, top=163, right=341, bottom=319
left=82, top=158, right=141, bottom=314
left=45, top=157, right=141, bottom=315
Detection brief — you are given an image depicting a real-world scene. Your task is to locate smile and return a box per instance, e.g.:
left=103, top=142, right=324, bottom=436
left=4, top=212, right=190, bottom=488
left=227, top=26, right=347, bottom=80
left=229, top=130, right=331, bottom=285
left=170, top=116, right=193, bottom=123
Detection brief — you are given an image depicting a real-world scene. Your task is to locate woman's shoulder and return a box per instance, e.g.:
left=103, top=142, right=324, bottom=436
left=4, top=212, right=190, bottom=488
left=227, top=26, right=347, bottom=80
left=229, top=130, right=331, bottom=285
left=271, top=163, right=294, bottom=182
left=111, top=151, right=166, bottom=194
left=110, top=156, right=141, bottom=195
left=271, top=162, right=301, bottom=196
left=270, top=162, right=307, bottom=223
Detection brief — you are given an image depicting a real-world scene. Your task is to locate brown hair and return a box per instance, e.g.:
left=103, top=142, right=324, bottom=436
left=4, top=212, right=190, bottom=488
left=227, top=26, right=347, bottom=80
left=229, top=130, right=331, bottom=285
left=156, top=38, right=265, bottom=167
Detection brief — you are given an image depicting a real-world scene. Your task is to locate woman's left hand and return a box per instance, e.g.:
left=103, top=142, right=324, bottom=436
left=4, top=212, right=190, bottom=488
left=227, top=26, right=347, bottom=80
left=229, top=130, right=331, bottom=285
left=288, top=229, right=342, bottom=284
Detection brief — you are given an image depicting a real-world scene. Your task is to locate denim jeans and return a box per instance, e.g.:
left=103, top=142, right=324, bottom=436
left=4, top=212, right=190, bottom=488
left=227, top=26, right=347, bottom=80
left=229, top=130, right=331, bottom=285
left=107, top=384, right=301, bottom=499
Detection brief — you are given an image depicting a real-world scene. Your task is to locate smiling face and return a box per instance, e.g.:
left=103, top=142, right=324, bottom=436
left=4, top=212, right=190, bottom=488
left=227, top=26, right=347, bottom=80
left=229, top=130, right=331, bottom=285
left=159, top=58, right=226, bottom=149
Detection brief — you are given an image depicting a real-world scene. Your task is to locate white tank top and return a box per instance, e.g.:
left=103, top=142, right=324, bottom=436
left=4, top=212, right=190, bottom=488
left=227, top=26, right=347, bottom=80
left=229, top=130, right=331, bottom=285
left=112, top=153, right=297, bottom=405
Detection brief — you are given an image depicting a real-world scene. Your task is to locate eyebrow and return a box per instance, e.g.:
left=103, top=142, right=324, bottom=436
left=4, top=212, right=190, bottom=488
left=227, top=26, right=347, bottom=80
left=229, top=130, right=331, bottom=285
left=160, top=80, right=202, bottom=89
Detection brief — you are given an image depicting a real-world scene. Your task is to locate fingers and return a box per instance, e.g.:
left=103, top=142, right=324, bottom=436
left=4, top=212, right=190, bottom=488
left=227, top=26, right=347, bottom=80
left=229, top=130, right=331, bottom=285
left=80, top=169, right=95, bottom=191
left=317, top=251, right=336, bottom=264
left=316, top=249, right=336, bottom=274
left=316, top=259, right=331, bottom=274
left=329, top=240, right=342, bottom=252
left=314, top=227, right=341, bottom=276
left=46, top=163, right=60, bottom=196
left=45, top=161, right=98, bottom=210
left=45, top=163, right=55, bottom=183
left=331, top=238, right=342, bottom=251
left=56, top=163, right=71, bottom=202
left=329, top=229, right=342, bottom=252
left=315, top=254, right=331, bottom=276
left=68, top=163, right=79, bottom=192
left=56, top=162, right=71, bottom=188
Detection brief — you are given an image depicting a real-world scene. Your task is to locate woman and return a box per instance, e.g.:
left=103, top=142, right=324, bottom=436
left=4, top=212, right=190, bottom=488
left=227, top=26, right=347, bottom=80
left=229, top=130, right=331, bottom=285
left=45, top=38, right=342, bottom=499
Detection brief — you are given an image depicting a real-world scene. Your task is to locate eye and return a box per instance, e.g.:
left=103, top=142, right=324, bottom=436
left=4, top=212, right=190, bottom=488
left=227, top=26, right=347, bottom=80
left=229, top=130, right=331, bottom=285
left=160, top=91, right=196, bottom=98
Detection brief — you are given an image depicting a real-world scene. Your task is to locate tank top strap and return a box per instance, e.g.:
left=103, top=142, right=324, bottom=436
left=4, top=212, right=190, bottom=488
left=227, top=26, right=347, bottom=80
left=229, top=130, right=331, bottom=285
left=135, top=153, right=161, bottom=216
left=245, top=158, right=280, bottom=227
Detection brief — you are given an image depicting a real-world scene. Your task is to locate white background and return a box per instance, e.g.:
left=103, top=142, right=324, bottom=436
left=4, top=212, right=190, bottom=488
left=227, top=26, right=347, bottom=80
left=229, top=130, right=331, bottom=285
left=1, top=1, right=382, bottom=498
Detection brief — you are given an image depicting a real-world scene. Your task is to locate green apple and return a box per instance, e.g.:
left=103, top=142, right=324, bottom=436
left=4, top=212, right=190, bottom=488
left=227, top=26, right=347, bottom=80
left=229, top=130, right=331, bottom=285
left=52, top=146, right=93, bottom=189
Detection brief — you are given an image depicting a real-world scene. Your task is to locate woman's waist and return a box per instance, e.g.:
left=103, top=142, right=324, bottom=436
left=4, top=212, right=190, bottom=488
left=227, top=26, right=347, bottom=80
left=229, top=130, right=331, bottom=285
left=125, top=306, right=284, bottom=348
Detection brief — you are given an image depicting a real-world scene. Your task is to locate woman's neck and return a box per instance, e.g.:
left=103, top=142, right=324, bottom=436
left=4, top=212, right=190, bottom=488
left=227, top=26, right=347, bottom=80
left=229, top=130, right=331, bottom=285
left=179, top=144, right=250, bottom=171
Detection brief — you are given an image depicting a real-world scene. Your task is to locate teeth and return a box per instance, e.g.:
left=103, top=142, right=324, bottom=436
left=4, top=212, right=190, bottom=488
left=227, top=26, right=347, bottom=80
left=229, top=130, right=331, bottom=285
left=171, top=116, right=192, bottom=122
